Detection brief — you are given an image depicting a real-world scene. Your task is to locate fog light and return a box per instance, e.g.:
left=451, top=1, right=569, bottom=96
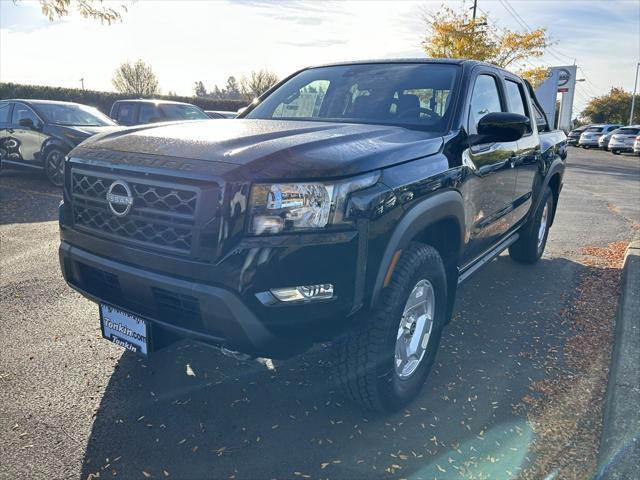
left=270, top=284, right=334, bottom=303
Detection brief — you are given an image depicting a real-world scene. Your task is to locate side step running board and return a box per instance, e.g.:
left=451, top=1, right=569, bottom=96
left=457, top=233, right=520, bottom=285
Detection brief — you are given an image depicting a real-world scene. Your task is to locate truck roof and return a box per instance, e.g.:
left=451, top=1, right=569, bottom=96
left=308, top=58, right=487, bottom=69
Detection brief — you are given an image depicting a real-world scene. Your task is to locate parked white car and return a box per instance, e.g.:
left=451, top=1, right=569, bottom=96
left=633, top=135, right=640, bottom=154
left=578, top=124, right=622, bottom=148
left=609, top=126, right=640, bottom=154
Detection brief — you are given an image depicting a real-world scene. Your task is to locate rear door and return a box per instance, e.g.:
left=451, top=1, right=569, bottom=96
left=10, top=103, right=48, bottom=165
left=462, top=69, right=518, bottom=262
left=504, top=75, right=539, bottom=223
left=0, top=102, right=13, bottom=161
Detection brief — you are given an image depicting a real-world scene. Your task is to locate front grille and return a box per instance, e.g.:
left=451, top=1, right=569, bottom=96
left=74, top=204, right=192, bottom=251
left=71, top=169, right=201, bottom=255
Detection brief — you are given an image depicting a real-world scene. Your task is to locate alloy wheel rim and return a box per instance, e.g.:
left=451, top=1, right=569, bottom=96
left=394, top=279, right=435, bottom=379
left=47, top=151, right=64, bottom=185
left=537, top=201, right=549, bottom=252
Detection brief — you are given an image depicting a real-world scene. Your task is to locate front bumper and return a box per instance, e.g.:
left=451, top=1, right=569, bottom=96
left=59, top=227, right=361, bottom=358
left=60, top=242, right=297, bottom=357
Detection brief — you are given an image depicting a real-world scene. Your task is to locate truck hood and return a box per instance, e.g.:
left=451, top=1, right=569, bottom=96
left=75, top=119, right=444, bottom=180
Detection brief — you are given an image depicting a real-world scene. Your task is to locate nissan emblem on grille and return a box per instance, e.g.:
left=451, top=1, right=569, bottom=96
left=106, top=180, right=134, bottom=217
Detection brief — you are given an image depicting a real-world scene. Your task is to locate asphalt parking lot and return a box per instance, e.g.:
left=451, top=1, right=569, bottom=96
left=1, top=148, right=639, bottom=480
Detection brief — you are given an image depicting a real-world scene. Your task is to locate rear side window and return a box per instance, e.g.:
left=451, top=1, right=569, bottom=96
left=585, top=127, right=604, bottom=132
left=0, top=103, right=11, bottom=123
left=138, top=104, right=161, bottom=124
left=504, top=79, right=532, bottom=133
left=12, top=104, right=40, bottom=125
left=115, top=103, right=137, bottom=124
left=606, top=125, right=620, bottom=132
left=532, top=103, right=548, bottom=131
left=469, top=74, right=502, bottom=134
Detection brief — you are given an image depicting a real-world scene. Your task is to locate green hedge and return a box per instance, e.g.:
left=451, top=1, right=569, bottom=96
left=0, top=82, right=247, bottom=114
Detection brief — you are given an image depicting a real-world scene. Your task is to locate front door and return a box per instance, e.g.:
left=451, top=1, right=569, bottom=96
left=461, top=71, right=518, bottom=264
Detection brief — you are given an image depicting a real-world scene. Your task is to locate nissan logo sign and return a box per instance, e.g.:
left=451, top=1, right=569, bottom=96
left=557, top=68, right=571, bottom=87
left=106, top=180, right=134, bottom=217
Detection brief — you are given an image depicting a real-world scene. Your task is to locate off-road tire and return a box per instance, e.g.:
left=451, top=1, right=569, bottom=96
left=509, top=186, right=554, bottom=264
left=337, top=243, right=447, bottom=412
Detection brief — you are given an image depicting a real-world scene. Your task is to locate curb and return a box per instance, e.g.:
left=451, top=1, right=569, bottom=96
left=595, top=241, right=640, bottom=479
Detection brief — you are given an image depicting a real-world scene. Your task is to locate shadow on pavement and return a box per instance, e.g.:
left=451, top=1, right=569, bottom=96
left=0, top=167, right=61, bottom=225
left=81, top=255, right=589, bottom=480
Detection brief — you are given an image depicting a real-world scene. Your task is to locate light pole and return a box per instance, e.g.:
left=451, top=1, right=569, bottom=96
left=80, top=78, right=85, bottom=90
left=630, top=62, right=639, bottom=125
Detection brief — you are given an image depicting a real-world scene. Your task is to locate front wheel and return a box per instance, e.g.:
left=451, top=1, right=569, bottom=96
left=44, top=148, right=66, bottom=187
left=509, top=186, right=553, bottom=264
left=337, top=243, right=447, bottom=412
left=612, top=150, right=621, bottom=155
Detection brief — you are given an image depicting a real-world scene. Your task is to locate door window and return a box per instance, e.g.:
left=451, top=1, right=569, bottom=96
left=532, top=103, right=548, bottom=131
left=505, top=79, right=532, bottom=133
left=0, top=103, right=11, bottom=123
left=138, top=104, right=161, bottom=124
left=115, top=103, right=137, bottom=124
left=469, top=74, right=502, bottom=134
left=11, top=104, right=40, bottom=126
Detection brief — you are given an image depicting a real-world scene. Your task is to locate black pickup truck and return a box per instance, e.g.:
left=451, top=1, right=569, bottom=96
left=58, top=59, right=567, bottom=411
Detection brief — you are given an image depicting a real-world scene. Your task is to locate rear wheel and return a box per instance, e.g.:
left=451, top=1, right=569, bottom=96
left=509, top=187, right=553, bottom=264
left=44, top=148, right=65, bottom=187
left=612, top=149, right=621, bottom=155
left=337, top=243, right=447, bottom=412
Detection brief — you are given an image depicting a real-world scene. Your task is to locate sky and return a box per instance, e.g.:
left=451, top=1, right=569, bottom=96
left=1, top=0, right=639, bottom=115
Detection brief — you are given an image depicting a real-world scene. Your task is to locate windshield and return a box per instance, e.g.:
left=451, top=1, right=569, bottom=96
left=34, top=103, right=115, bottom=126
left=159, top=104, right=209, bottom=121
left=246, top=63, right=460, bottom=131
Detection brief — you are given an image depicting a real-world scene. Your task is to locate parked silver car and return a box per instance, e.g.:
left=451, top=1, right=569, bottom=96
left=609, top=126, right=640, bottom=154
left=567, top=125, right=592, bottom=146
left=633, top=135, right=640, bottom=154
left=578, top=124, right=622, bottom=148
left=598, top=128, right=622, bottom=150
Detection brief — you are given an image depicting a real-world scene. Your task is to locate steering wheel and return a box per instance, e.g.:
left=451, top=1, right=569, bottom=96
left=397, top=107, right=440, bottom=120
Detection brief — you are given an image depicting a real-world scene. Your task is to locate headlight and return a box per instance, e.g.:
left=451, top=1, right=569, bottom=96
left=248, top=172, right=379, bottom=235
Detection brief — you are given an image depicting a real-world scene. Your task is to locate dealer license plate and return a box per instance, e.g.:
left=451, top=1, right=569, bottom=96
left=100, top=304, right=149, bottom=355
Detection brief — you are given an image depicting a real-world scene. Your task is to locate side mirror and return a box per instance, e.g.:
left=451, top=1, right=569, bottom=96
left=18, top=118, right=35, bottom=129
left=471, top=112, right=529, bottom=145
